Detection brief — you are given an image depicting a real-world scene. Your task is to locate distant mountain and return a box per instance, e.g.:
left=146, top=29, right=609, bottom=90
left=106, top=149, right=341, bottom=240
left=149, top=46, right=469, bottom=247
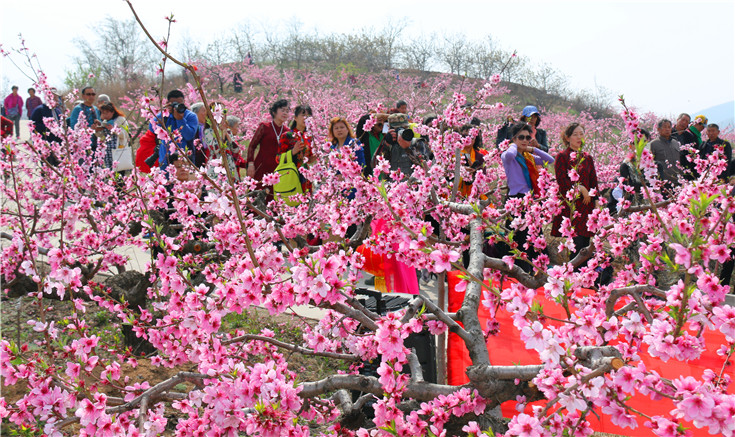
left=696, top=101, right=735, bottom=129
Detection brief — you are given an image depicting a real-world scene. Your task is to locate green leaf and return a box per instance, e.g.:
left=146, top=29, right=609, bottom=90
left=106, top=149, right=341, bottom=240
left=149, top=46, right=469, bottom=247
left=378, top=419, right=398, bottom=435
left=378, top=180, right=388, bottom=200
left=659, top=251, right=675, bottom=270
left=530, top=300, right=543, bottom=313
left=635, top=137, right=646, bottom=162
left=699, top=191, right=719, bottom=210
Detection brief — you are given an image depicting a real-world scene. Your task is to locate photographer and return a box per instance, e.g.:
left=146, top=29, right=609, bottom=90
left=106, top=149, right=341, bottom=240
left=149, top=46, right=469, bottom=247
left=374, top=113, right=430, bottom=178
left=146, top=90, right=199, bottom=172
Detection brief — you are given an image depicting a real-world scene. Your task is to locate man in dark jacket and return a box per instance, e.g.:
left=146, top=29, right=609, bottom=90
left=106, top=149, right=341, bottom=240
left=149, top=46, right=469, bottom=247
left=30, top=89, right=64, bottom=166
left=647, top=119, right=681, bottom=193
left=671, top=113, right=699, bottom=180
left=496, top=106, right=548, bottom=151
left=700, top=123, right=732, bottom=180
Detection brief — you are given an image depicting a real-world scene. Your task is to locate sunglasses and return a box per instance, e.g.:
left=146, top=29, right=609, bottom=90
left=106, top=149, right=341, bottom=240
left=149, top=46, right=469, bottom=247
left=516, top=135, right=533, bottom=141
left=85, top=93, right=96, bottom=96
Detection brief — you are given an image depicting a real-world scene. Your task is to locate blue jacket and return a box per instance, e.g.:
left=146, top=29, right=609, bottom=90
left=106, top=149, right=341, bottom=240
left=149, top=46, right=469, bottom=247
left=69, top=104, right=100, bottom=129
left=149, top=110, right=199, bottom=170
left=333, top=137, right=365, bottom=167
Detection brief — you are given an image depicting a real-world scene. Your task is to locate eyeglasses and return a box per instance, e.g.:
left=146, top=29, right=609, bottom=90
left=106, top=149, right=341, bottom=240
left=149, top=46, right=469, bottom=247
left=516, top=135, right=533, bottom=141
left=84, top=93, right=96, bottom=96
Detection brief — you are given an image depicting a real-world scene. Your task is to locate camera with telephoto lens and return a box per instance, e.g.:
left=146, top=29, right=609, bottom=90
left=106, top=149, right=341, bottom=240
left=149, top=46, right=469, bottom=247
left=145, top=145, right=160, bottom=168
left=387, top=127, right=414, bottom=146
left=171, top=102, right=187, bottom=114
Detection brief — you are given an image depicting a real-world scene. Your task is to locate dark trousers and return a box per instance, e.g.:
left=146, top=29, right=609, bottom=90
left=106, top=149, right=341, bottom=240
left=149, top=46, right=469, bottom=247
left=571, top=236, right=591, bottom=262
left=9, top=114, right=21, bottom=138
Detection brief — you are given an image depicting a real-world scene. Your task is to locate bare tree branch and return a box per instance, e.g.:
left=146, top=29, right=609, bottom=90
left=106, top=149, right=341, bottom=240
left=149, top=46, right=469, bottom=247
left=605, top=285, right=665, bottom=322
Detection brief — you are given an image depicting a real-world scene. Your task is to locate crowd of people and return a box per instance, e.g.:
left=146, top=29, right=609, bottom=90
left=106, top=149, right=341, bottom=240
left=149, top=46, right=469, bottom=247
left=3, top=84, right=733, bottom=294
left=2, top=85, right=131, bottom=170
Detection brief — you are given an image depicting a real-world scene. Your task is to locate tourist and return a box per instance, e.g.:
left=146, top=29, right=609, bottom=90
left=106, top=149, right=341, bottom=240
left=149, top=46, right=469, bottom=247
left=647, top=119, right=681, bottom=193
left=148, top=90, right=199, bottom=172
left=247, top=99, right=290, bottom=188
left=25, top=88, right=42, bottom=119
left=699, top=123, right=732, bottom=180
left=551, top=123, right=599, bottom=261
left=3, top=86, right=24, bottom=138
left=98, top=102, right=130, bottom=169
left=500, top=122, right=554, bottom=272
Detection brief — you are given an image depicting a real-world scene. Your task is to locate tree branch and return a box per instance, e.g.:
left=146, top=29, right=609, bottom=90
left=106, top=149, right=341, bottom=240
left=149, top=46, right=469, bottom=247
left=222, top=333, right=358, bottom=361
left=399, top=295, right=471, bottom=343
left=407, top=351, right=424, bottom=383
left=483, top=255, right=546, bottom=289
left=55, top=372, right=210, bottom=431
left=466, top=364, right=544, bottom=381
left=605, top=285, right=665, bottom=322
left=458, top=217, right=491, bottom=366
left=298, top=374, right=463, bottom=402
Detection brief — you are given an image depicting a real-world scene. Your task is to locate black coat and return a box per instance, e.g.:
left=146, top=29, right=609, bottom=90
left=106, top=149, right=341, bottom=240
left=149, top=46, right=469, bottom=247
left=700, top=138, right=733, bottom=180
left=30, top=104, right=63, bottom=166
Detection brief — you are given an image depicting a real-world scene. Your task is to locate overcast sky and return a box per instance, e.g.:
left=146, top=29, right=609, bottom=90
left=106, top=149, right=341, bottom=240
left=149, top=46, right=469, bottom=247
left=2, top=0, right=733, bottom=119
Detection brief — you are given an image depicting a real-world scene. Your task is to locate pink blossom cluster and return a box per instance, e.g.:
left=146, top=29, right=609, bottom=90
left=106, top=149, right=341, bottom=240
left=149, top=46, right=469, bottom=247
left=1, top=44, right=735, bottom=437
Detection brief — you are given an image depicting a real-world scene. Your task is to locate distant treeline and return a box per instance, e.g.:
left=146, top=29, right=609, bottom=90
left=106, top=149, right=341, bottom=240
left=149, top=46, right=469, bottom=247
left=66, top=17, right=614, bottom=116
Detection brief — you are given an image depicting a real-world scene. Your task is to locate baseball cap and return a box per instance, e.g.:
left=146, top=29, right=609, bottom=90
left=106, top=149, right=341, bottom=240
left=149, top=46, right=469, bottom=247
left=521, top=105, right=540, bottom=118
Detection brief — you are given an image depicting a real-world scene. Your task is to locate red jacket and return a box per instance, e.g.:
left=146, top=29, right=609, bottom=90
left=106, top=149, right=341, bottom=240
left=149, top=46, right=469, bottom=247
left=136, top=130, right=158, bottom=173
left=1, top=116, right=13, bottom=138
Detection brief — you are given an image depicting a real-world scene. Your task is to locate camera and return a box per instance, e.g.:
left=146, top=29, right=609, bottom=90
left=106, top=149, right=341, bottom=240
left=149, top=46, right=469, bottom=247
left=145, top=146, right=160, bottom=168
left=387, top=127, right=414, bottom=146
left=397, top=128, right=414, bottom=142
left=170, top=102, right=187, bottom=114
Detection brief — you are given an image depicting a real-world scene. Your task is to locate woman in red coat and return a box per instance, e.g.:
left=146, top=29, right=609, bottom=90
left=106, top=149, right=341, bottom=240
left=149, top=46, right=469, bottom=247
left=246, top=99, right=289, bottom=189
left=551, top=123, right=598, bottom=260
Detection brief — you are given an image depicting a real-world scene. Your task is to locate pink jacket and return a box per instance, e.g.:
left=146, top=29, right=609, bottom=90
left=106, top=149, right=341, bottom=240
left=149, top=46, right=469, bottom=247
left=4, top=94, right=23, bottom=116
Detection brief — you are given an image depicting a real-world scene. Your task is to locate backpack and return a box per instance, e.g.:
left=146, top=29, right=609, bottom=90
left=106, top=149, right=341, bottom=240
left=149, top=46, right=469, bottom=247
left=273, top=151, right=303, bottom=206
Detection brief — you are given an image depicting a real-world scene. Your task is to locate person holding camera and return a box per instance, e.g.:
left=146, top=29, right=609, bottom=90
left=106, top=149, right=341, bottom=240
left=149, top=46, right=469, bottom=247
left=147, top=90, right=199, bottom=172
left=373, top=113, right=430, bottom=179
left=356, top=111, right=388, bottom=176
left=97, top=102, right=130, bottom=170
